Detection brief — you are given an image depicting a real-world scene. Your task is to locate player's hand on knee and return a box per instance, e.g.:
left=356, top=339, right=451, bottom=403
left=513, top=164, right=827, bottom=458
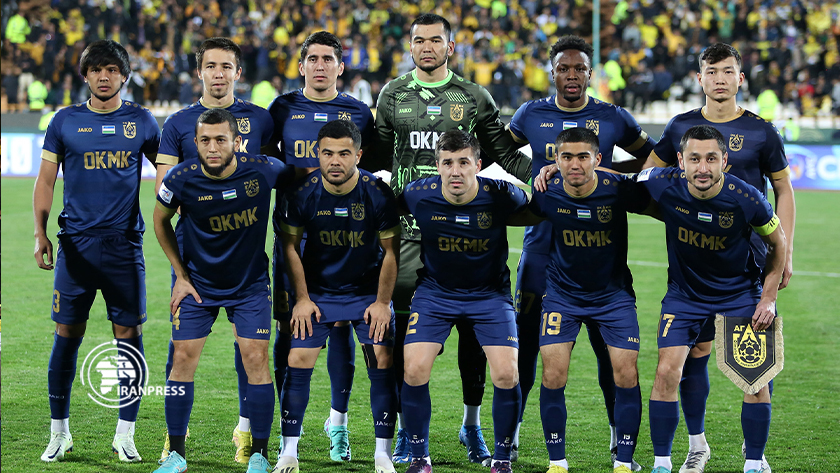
left=171, top=276, right=201, bottom=314
left=751, top=300, right=776, bottom=331
left=34, top=235, right=54, bottom=270
left=534, top=163, right=559, bottom=193
left=291, top=300, right=318, bottom=340
left=365, top=301, right=391, bottom=343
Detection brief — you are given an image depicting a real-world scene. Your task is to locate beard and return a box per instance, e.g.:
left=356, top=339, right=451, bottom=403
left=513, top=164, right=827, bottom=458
left=322, top=166, right=356, bottom=186
left=691, top=172, right=720, bottom=191
left=200, top=152, right=235, bottom=176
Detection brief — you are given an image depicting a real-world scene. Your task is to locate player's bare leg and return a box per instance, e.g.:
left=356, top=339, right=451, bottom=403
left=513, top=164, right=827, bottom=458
left=483, top=345, right=521, bottom=473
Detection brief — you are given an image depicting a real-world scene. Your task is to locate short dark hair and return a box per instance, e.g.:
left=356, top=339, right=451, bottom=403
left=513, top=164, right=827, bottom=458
left=549, top=35, right=594, bottom=67
left=196, top=37, right=242, bottom=70
left=317, top=119, right=362, bottom=149
left=555, top=127, right=600, bottom=155
left=79, top=40, right=131, bottom=78
left=195, top=108, right=239, bottom=138
left=699, top=43, right=742, bottom=70
left=300, top=31, right=343, bottom=63
left=679, top=125, right=726, bottom=155
left=435, top=130, right=480, bottom=162
left=411, top=13, right=452, bottom=41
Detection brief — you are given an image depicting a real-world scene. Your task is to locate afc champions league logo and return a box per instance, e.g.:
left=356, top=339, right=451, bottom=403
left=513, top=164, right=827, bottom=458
left=80, top=340, right=149, bottom=409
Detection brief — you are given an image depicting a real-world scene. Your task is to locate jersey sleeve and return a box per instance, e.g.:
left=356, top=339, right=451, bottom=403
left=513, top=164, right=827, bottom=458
left=650, top=116, right=680, bottom=167
left=760, top=122, right=790, bottom=180
left=498, top=179, right=530, bottom=215
left=374, top=81, right=396, bottom=166
left=635, top=166, right=669, bottom=202
left=615, top=107, right=655, bottom=160
left=373, top=180, right=401, bottom=239
left=358, top=104, right=386, bottom=172
left=269, top=157, right=296, bottom=189
left=158, top=114, right=182, bottom=166
left=616, top=173, right=652, bottom=213
left=473, top=86, right=532, bottom=183
left=279, top=190, right=304, bottom=236
left=741, top=183, right=778, bottom=235
left=507, top=102, right=530, bottom=144
left=258, top=108, right=274, bottom=148
left=395, top=186, right=412, bottom=216
left=140, top=110, right=161, bottom=162
left=41, top=109, right=67, bottom=163
left=156, top=168, right=182, bottom=210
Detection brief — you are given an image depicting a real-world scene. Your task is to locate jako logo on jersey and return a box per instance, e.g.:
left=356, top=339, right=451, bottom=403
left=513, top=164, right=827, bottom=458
left=208, top=207, right=258, bottom=232
left=561, top=230, right=612, bottom=247
left=399, top=108, right=412, bottom=114
left=540, top=123, right=554, bottom=128
left=77, top=127, right=93, bottom=133
left=317, top=210, right=332, bottom=216
left=84, top=151, right=131, bottom=169
left=409, top=131, right=442, bottom=150
left=678, top=227, right=726, bottom=250
left=437, top=237, right=489, bottom=252
left=431, top=215, right=447, bottom=221
left=256, top=328, right=270, bottom=334
left=319, top=230, right=365, bottom=247
left=198, top=195, right=213, bottom=201
left=291, top=114, right=305, bottom=119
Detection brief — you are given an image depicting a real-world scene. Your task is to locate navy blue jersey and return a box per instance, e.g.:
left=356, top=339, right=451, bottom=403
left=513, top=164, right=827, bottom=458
left=637, top=167, right=779, bottom=302
left=41, top=100, right=160, bottom=236
left=650, top=108, right=789, bottom=196
left=267, top=90, right=375, bottom=168
left=509, top=95, right=654, bottom=254
left=398, top=176, right=529, bottom=297
left=156, top=153, right=295, bottom=298
left=534, top=171, right=650, bottom=305
left=650, top=108, right=789, bottom=267
left=158, top=98, right=273, bottom=166
left=279, top=169, right=401, bottom=296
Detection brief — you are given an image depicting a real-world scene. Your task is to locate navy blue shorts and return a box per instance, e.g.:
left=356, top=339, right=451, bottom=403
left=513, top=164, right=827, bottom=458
left=540, top=293, right=640, bottom=350
left=291, top=293, right=395, bottom=348
left=171, top=285, right=272, bottom=341
left=52, top=232, right=146, bottom=327
left=405, top=290, right=518, bottom=348
left=657, top=293, right=758, bottom=349
left=514, top=249, right=548, bottom=327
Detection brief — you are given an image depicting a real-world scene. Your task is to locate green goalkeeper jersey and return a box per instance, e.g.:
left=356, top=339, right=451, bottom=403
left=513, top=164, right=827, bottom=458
left=376, top=69, right=531, bottom=240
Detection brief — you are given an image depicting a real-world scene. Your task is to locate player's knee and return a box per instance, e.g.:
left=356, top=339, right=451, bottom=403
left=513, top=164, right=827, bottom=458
left=56, top=322, right=87, bottom=338
left=541, top=368, right=567, bottom=390
left=403, top=359, right=431, bottom=386
left=112, top=323, right=141, bottom=338
left=491, top=363, right=519, bottom=389
left=689, top=341, right=712, bottom=358
left=654, top=360, right=682, bottom=391
left=613, top=363, right=639, bottom=388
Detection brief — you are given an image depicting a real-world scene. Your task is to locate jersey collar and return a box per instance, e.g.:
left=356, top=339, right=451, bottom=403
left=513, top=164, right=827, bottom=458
left=562, top=174, right=598, bottom=198
left=322, top=170, right=360, bottom=196
left=411, top=69, right=454, bottom=88
left=700, top=105, right=745, bottom=123
left=86, top=99, right=123, bottom=114
left=555, top=95, right=589, bottom=113
left=201, top=153, right=239, bottom=180
left=199, top=97, right=236, bottom=109
left=303, top=89, right=339, bottom=102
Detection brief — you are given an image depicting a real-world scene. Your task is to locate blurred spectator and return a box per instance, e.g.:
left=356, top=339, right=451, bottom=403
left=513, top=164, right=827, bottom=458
left=27, top=78, right=47, bottom=111
left=251, top=75, right=281, bottom=109
left=757, top=85, right=781, bottom=121
left=348, top=72, right=373, bottom=107
left=627, top=61, right=654, bottom=111
left=5, top=8, right=30, bottom=45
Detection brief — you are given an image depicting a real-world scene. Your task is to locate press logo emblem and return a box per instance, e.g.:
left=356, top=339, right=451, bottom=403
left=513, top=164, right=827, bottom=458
left=80, top=340, right=149, bottom=409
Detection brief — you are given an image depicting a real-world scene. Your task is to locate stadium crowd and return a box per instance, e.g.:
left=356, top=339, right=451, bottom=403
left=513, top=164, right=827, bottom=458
left=2, top=0, right=840, bottom=118
left=2, top=0, right=839, bottom=118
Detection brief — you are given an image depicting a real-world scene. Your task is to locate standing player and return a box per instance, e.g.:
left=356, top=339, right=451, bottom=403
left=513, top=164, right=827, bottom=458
left=510, top=35, right=653, bottom=466
left=153, top=109, right=295, bottom=473
left=274, top=120, right=400, bottom=473
left=638, top=125, right=785, bottom=473
left=154, top=37, right=275, bottom=464
left=644, top=43, right=794, bottom=473
left=266, top=31, right=377, bottom=461
left=34, top=40, right=160, bottom=463
left=398, top=130, right=532, bottom=473
left=376, top=13, right=532, bottom=464
left=530, top=128, right=651, bottom=473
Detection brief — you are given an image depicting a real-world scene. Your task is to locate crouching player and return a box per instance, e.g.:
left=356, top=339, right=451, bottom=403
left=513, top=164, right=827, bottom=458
left=531, top=128, right=652, bottom=473
left=397, top=130, right=535, bottom=473
left=274, top=120, right=400, bottom=473
left=637, top=125, right=785, bottom=473
left=153, top=108, right=296, bottom=473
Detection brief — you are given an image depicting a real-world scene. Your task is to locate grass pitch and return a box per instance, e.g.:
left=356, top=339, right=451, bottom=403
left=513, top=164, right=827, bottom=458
left=1, top=177, right=838, bottom=472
